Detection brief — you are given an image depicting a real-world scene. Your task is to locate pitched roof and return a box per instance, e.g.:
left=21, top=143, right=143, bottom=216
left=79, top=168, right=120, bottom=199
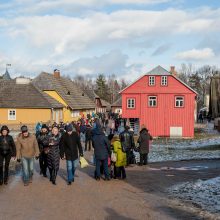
left=2, top=69, right=11, bottom=80
left=33, top=72, right=95, bottom=110
left=0, top=80, right=63, bottom=109
left=120, top=65, right=197, bottom=94
left=111, top=96, right=122, bottom=107
left=146, top=65, right=171, bottom=76
left=83, top=89, right=99, bottom=101
left=100, top=99, right=110, bottom=107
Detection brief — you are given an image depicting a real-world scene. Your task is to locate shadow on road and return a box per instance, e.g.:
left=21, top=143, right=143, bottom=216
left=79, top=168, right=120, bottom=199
left=158, top=205, right=204, bottom=220
left=104, top=208, right=136, bottom=220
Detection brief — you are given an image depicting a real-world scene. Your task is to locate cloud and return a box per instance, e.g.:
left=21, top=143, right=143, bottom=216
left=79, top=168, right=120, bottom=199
left=0, top=0, right=172, bottom=15
left=175, top=48, right=215, bottom=61
left=3, top=8, right=219, bottom=55
left=152, top=44, right=172, bottom=56
left=66, top=50, right=129, bottom=76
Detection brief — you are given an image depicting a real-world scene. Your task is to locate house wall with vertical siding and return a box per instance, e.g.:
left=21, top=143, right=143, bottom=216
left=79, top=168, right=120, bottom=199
left=122, top=74, right=196, bottom=138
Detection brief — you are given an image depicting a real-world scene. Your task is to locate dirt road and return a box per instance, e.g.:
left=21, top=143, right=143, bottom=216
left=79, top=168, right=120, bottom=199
left=0, top=158, right=219, bottom=220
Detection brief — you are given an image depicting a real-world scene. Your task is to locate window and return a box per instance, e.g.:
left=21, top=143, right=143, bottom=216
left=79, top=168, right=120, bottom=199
left=148, top=96, right=157, bottom=107
left=161, top=76, right=167, bottom=86
left=71, top=111, right=80, bottom=117
left=8, top=109, right=16, bottom=120
left=175, top=97, right=184, bottom=107
left=149, top=76, right=155, bottom=86
left=127, top=99, right=135, bottom=109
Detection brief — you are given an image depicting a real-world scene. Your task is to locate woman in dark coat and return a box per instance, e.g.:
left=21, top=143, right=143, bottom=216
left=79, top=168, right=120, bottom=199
left=137, top=125, right=153, bottom=166
left=0, top=125, right=16, bottom=185
left=47, top=126, right=61, bottom=185
left=92, top=124, right=111, bottom=181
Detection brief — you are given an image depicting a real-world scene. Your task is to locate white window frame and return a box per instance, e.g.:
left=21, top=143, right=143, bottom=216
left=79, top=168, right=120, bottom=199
left=127, top=99, right=135, bottom=109
left=60, top=110, right=63, bottom=120
left=175, top=96, right=184, bottom=108
left=149, top=76, right=155, bottom=86
left=161, top=76, right=168, bottom=86
left=8, top=109, right=16, bottom=120
left=148, top=96, right=157, bottom=107
left=71, top=110, right=80, bottom=117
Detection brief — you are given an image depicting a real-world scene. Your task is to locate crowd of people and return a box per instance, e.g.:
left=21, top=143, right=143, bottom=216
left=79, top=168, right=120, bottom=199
left=0, top=118, right=153, bottom=187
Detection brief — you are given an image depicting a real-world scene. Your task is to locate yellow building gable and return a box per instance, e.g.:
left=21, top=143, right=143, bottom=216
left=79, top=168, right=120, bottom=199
left=44, top=90, right=82, bottom=122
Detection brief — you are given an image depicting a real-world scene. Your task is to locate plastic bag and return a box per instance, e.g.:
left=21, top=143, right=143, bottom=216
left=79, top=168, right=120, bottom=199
left=79, top=157, right=89, bottom=168
left=111, top=151, right=117, bottom=162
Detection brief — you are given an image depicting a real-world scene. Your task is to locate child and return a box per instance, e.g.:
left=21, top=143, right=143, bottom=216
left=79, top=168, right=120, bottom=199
left=111, top=135, right=127, bottom=179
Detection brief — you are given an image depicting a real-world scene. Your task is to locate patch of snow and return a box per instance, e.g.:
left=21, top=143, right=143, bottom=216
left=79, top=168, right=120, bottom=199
left=168, top=177, right=220, bottom=215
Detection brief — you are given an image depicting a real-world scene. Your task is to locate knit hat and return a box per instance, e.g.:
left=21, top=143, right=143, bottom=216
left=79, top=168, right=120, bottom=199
left=66, top=124, right=73, bottom=132
left=0, top=125, right=9, bottom=134
left=21, top=125, right=28, bottom=133
left=41, top=124, right=48, bottom=130
left=141, top=124, right=146, bottom=130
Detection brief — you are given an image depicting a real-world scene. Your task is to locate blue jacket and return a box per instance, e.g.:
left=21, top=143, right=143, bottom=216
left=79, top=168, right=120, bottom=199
left=92, top=128, right=110, bottom=160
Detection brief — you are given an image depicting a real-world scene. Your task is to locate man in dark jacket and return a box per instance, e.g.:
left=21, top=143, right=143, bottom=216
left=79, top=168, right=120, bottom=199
left=119, top=126, right=135, bottom=165
left=37, top=124, right=50, bottom=177
left=92, top=124, right=111, bottom=181
left=60, top=125, right=83, bottom=185
left=85, top=125, right=92, bottom=151
left=0, top=125, right=16, bottom=185
left=137, top=125, right=153, bottom=166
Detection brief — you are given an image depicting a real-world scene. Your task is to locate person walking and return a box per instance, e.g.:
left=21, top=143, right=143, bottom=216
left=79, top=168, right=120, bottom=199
left=137, top=125, right=153, bottom=166
left=111, top=135, right=127, bottom=179
left=16, top=125, right=39, bottom=186
left=47, top=126, right=61, bottom=185
left=119, top=126, right=135, bottom=166
left=85, top=124, right=92, bottom=151
left=37, top=124, right=50, bottom=177
left=92, top=124, right=111, bottom=181
left=0, top=126, right=16, bottom=185
left=60, top=125, right=83, bottom=185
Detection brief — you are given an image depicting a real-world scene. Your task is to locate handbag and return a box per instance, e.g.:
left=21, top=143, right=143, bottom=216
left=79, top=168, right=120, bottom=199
left=79, top=157, right=89, bottom=168
left=43, top=147, right=50, bottom=154
left=111, top=151, right=117, bottom=162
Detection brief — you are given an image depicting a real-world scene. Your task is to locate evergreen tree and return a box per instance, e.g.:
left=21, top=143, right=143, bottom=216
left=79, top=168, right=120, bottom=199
left=95, top=74, right=109, bottom=100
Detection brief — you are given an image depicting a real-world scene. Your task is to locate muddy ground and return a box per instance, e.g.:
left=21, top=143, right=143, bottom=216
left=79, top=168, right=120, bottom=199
left=0, top=157, right=220, bottom=220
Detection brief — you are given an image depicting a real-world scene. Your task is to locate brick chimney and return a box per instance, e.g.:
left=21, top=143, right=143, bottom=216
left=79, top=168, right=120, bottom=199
left=54, top=69, right=60, bottom=78
left=170, top=66, right=177, bottom=77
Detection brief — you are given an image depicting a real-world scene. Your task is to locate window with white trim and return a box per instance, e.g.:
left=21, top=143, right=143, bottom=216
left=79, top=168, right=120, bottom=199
left=161, top=76, right=167, bottom=86
left=149, top=76, right=155, bottom=86
left=8, top=109, right=16, bottom=120
left=71, top=111, right=80, bottom=117
left=127, top=99, right=135, bottom=109
left=175, top=97, right=184, bottom=107
left=148, top=96, right=157, bottom=107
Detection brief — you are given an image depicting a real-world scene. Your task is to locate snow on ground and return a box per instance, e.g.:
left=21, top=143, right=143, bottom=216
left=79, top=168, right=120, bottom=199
left=168, top=177, right=220, bottom=215
left=146, top=145, right=220, bottom=163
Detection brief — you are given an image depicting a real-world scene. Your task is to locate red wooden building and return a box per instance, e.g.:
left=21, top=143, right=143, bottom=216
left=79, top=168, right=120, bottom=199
left=120, top=66, right=197, bottom=138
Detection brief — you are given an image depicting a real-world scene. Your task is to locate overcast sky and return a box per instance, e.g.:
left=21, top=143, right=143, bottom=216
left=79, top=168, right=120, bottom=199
left=0, top=0, right=219, bottom=80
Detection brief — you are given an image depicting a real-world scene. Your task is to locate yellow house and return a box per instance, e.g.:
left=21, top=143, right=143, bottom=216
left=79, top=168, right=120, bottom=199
left=33, top=70, right=95, bottom=122
left=0, top=78, right=64, bottom=128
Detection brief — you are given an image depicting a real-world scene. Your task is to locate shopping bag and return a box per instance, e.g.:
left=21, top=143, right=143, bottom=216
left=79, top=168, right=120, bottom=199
left=111, top=151, right=117, bottom=162
left=79, top=157, right=89, bottom=168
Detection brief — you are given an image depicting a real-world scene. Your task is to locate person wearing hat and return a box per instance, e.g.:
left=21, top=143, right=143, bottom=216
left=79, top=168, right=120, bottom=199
left=37, top=124, right=49, bottom=177
left=60, top=124, right=83, bottom=185
left=16, top=125, right=40, bottom=186
left=137, top=125, right=153, bottom=166
left=0, top=125, right=16, bottom=185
